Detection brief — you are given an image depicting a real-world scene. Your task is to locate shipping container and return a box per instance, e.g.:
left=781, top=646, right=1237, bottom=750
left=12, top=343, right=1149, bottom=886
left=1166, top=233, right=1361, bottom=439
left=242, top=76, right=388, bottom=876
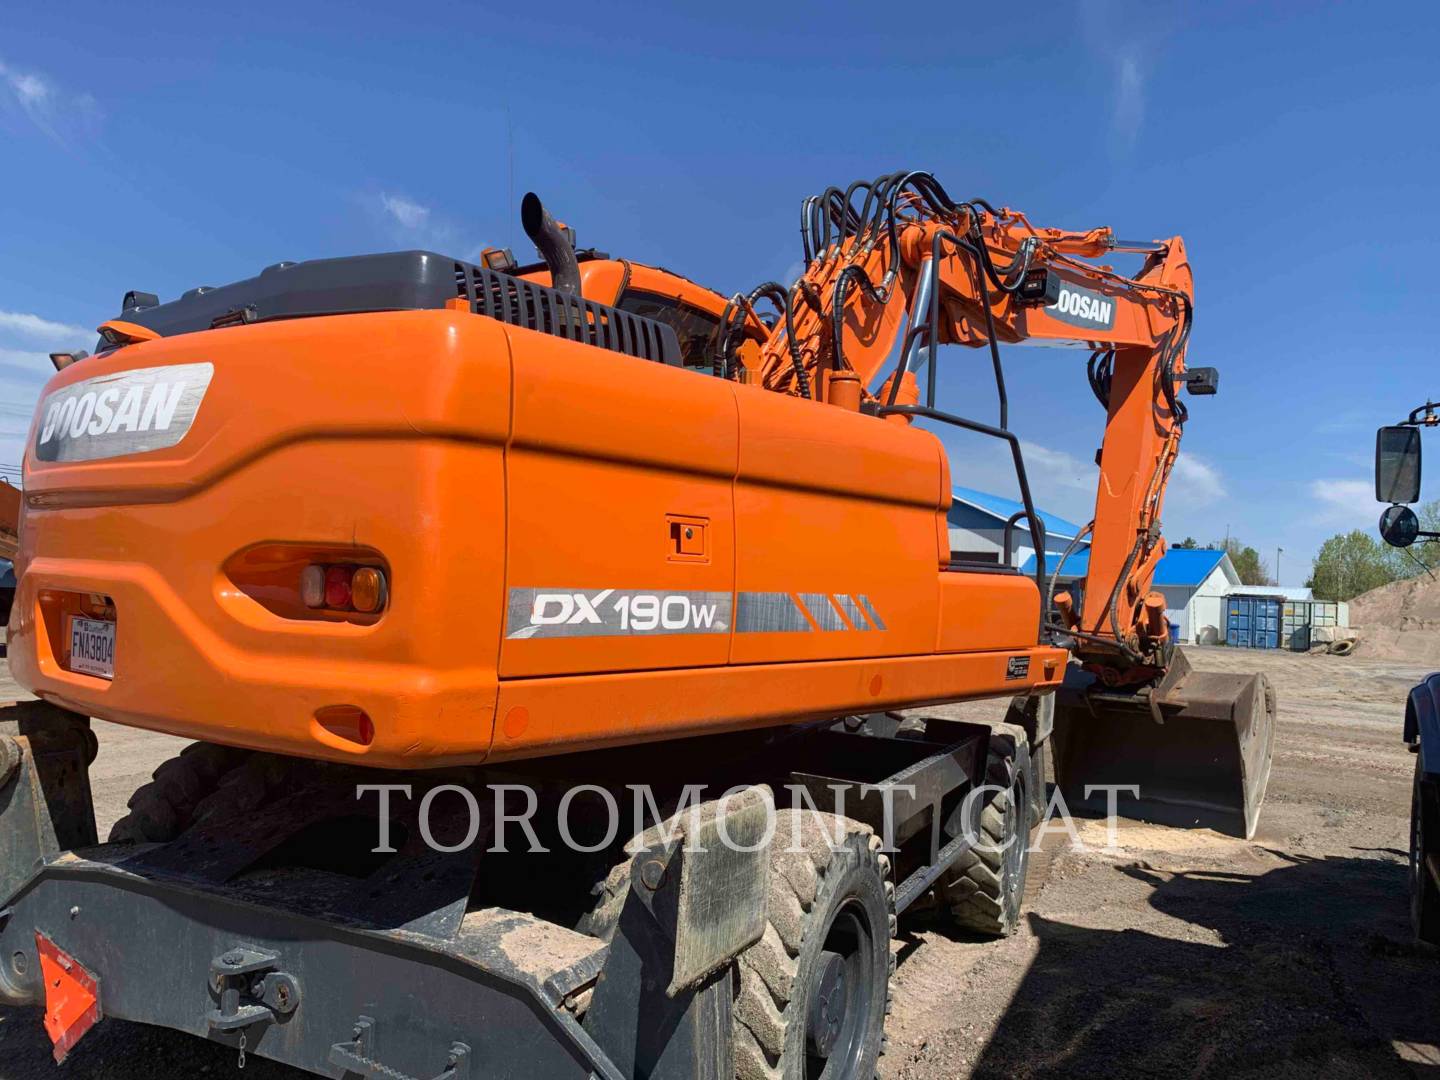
left=1226, top=595, right=1283, bottom=649
left=1282, top=600, right=1311, bottom=651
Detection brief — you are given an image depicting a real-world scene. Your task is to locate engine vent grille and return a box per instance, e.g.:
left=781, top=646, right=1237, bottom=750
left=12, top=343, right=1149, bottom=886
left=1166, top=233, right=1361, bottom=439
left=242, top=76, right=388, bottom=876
left=454, top=262, right=680, bottom=367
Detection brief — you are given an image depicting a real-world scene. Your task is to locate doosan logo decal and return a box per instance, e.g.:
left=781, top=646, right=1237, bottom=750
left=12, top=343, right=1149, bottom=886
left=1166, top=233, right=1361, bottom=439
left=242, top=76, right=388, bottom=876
left=34, top=362, right=214, bottom=463
left=1047, top=284, right=1116, bottom=330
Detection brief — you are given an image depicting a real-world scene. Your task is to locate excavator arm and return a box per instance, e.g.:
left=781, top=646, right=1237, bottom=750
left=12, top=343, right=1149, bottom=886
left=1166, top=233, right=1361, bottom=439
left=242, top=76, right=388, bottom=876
left=718, top=172, right=1273, bottom=837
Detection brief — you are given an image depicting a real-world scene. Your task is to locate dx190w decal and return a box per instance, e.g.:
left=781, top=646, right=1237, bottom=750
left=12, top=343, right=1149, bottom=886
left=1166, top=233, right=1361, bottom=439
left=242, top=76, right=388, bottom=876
left=507, top=588, right=732, bottom=639
left=506, top=588, right=886, bottom=639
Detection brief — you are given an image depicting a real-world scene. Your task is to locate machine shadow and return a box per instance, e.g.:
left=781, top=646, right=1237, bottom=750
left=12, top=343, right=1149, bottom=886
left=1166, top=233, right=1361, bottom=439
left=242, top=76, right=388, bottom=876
left=970, top=849, right=1440, bottom=1079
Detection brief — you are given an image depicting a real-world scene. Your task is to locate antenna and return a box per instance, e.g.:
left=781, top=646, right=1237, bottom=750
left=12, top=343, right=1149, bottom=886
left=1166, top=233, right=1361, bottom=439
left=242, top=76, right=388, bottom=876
left=507, top=105, right=515, bottom=252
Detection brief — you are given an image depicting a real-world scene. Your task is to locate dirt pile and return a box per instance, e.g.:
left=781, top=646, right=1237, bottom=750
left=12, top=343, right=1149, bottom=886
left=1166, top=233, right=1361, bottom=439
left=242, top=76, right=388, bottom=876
left=1348, top=573, right=1440, bottom=662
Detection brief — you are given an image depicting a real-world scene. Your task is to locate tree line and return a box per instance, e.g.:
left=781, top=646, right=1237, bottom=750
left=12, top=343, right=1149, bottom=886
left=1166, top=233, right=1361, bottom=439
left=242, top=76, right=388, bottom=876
left=1168, top=517, right=1437, bottom=603
left=1302, top=501, right=1440, bottom=602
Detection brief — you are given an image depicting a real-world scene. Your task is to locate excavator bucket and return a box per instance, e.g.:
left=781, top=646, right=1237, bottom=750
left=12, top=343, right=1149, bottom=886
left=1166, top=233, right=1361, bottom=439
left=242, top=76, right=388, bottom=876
left=1050, top=650, right=1276, bottom=839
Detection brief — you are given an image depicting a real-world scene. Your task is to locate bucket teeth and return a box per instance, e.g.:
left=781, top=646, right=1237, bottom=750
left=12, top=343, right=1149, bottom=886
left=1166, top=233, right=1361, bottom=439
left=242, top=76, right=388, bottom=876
left=1051, top=651, right=1276, bottom=839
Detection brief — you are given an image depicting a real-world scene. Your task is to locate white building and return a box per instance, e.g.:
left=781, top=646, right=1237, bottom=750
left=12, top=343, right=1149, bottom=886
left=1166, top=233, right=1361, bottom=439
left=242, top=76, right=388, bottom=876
left=946, top=485, right=1086, bottom=569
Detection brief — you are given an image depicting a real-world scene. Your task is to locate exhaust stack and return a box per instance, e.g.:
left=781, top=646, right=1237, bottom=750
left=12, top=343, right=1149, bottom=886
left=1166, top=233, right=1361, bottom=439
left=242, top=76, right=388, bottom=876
left=520, top=192, right=581, bottom=296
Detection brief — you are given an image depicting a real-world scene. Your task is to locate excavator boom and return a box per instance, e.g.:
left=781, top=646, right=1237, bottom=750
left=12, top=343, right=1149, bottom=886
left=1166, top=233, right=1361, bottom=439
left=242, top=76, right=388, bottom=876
left=723, top=171, right=1275, bottom=836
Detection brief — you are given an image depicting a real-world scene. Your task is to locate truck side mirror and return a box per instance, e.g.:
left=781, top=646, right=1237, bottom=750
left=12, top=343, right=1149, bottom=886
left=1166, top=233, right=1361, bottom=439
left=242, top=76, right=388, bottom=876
left=1376, top=425, right=1422, bottom=504
left=1380, top=504, right=1420, bottom=548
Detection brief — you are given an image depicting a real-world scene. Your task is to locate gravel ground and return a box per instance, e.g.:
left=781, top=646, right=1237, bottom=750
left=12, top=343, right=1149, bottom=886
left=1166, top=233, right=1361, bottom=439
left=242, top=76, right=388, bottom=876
left=1, top=644, right=1437, bottom=1077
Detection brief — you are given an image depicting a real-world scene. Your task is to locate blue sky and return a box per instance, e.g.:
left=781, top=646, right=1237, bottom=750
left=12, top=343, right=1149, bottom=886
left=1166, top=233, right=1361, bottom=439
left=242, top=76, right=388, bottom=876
left=2, top=2, right=1437, bottom=583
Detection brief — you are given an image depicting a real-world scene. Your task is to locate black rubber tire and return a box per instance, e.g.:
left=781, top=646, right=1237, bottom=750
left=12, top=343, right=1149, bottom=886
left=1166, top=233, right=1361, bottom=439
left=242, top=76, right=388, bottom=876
left=574, top=809, right=896, bottom=1078
left=1411, top=756, right=1440, bottom=947
left=108, top=742, right=252, bottom=843
left=734, top=810, right=894, bottom=1080
left=936, top=727, right=1032, bottom=937
left=1026, top=737, right=1049, bottom=831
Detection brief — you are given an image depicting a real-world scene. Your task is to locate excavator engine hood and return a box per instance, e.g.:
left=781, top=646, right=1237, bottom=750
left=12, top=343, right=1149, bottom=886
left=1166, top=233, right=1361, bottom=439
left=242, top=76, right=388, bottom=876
left=1051, top=650, right=1276, bottom=839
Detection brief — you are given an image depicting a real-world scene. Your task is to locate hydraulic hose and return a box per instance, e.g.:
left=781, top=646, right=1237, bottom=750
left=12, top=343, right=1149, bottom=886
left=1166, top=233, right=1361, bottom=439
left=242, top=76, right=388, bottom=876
left=1045, top=520, right=1095, bottom=634
left=746, top=282, right=810, bottom=400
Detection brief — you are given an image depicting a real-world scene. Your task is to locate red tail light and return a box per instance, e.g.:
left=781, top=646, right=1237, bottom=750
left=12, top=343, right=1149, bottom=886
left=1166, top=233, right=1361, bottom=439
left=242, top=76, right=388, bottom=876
left=324, top=566, right=352, bottom=609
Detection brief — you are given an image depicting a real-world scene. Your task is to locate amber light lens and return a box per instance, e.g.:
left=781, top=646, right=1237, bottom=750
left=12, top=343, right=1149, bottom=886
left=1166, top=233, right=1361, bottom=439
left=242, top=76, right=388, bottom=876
left=351, top=567, right=388, bottom=613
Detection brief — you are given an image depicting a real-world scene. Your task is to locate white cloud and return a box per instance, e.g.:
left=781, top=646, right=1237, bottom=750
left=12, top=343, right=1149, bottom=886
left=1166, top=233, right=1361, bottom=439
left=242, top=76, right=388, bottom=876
left=379, top=193, right=431, bottom=230
left=362, top=191, right=488, bottom=258
left=1171, top=454, right=1225, bottom=506
left=1309, top=477, right=1380, bottom=528
left=1077, top=2, right=1155, bottom=149
left=0, top=346, right=60, bottom=372
left=0, top=309, right=98, bottom=473
left=0, top=310, right=92, bottom=344
left=8, top=70, right=48, bottom=106
left=0, top=59, right=99, bottom=144
left=1112, top=51, right=1145, bottom=146
left=938, top=431, right=1098, bottom=525
left=1020, top=441, right=1097, bottom=493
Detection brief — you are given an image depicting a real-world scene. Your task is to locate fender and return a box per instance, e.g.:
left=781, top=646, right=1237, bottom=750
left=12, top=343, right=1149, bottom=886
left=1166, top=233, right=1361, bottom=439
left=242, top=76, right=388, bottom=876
left=1403, top=671, right=1440, bottom=778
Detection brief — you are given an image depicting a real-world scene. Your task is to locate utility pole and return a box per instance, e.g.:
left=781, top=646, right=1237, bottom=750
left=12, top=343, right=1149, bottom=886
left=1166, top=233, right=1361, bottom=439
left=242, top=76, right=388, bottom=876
left=1276, top=547, right=1283, bottom=587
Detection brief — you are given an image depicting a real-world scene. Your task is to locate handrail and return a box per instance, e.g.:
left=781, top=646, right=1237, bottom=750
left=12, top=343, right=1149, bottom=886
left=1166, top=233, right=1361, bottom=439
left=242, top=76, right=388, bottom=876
left=1001, top=510, right=1047, bottom=571
left=873, top=403, right=1046, bottom=640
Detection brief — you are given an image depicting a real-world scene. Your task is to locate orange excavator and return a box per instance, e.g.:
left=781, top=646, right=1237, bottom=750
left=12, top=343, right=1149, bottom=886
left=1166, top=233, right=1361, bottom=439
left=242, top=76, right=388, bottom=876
left=0, top=173, right=1273, bottom=1079
left=0, top=478, right=18, bottom=561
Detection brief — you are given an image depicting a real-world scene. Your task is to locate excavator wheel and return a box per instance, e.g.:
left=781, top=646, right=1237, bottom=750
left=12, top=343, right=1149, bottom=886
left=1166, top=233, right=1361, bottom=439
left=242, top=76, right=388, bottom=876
left=578, top=809, right=895, bottom=1079
left=1027, top=737, right=1049, bottom=828
left=1412, top=757, right=1440, bottom=947
left=109, top=741, right=252, bottom=843
left=109, top=743, right=306, bottom=843
left=936, top=725, right=1032, bottom=937
left=734, top=810, right=894, bottom=1080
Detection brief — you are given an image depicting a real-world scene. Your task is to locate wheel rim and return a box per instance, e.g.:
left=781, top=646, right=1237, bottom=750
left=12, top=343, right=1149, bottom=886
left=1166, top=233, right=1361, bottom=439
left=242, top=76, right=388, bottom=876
left=804, top=900, right=878, bottom=1079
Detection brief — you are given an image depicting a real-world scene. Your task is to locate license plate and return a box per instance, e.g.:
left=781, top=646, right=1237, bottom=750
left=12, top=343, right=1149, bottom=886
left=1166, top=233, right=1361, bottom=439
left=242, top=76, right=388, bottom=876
left=69, top=617, right=115, bottom=679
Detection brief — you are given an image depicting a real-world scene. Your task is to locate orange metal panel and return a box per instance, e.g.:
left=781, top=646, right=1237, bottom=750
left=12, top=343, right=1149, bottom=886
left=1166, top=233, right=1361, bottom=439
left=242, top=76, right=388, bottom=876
left=490, top=645, right=1067, bottom=761
left=501, top=329, right=738, bottom=678
left=935, top=571, right=1042, bottom=653
left=730, top=383, right=944, bottom=664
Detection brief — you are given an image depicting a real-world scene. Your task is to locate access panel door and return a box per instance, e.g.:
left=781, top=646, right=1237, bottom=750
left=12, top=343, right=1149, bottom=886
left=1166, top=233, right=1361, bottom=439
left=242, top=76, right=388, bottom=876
left=501, top=329, right=739, bottom=678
